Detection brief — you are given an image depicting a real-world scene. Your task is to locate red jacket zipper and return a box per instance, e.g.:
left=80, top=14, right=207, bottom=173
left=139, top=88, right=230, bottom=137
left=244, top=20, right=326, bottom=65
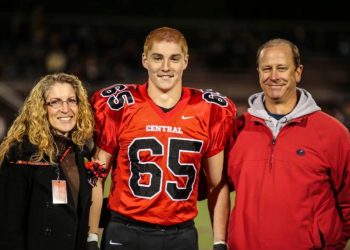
left=269, top=137, right=276, bottom=170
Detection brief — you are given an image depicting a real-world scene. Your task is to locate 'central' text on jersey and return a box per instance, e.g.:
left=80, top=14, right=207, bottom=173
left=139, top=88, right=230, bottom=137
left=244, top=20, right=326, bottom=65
left=146, top=125, right=183, bottom=134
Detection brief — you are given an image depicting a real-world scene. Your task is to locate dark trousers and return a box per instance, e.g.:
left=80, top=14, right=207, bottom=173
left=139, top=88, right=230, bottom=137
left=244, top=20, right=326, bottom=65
left=101, top=212, right=198, bottom=250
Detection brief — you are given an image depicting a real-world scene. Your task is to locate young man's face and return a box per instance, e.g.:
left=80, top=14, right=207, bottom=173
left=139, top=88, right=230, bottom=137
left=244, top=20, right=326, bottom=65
left=257, top=44, right=303, bottom=106
left=142, top=40, right=188, bottom=93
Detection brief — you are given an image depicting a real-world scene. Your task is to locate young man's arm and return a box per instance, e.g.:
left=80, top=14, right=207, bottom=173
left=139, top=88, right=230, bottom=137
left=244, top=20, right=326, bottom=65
left=86, top=147, right=112, bottom=249
left=203, top=150, right=230, bottom=250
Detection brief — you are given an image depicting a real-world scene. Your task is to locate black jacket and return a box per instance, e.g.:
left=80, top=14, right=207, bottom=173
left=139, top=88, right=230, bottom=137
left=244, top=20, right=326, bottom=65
left=0, top=139, right=92, bottom=250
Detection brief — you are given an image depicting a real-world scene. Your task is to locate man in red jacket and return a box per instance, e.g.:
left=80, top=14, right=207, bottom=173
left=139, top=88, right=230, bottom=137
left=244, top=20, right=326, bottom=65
left=227, top=38, right=350, bottom=250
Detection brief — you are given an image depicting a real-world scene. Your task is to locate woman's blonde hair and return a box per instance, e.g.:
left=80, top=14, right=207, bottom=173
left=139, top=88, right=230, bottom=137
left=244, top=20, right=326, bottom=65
left=0, top=73, right=94, bottom=165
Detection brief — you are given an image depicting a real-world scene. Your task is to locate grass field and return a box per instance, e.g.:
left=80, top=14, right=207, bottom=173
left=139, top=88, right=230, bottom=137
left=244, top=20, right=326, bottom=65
left=195, top=199, right=214, bottom=250
left=195, top=196, right=233, bottom=250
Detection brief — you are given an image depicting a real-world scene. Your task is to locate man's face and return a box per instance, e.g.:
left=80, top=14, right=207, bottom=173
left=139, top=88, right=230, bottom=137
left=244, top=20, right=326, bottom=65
left=257, top=44, right=303, bottom=105
left=142, top=40, right=188, bottom=93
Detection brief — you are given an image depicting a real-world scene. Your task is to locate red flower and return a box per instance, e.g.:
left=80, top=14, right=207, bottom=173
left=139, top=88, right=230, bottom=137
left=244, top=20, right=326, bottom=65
left=84, top=161, right=108, bottom=187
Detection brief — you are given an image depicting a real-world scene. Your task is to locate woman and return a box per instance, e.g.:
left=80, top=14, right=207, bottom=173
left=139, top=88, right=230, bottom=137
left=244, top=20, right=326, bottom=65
left=0, top=73, right=94, bottom=250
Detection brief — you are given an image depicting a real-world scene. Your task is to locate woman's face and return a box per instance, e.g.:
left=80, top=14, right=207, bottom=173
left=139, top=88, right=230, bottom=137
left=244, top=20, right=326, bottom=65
left=46, top=83, right=78, bottom=137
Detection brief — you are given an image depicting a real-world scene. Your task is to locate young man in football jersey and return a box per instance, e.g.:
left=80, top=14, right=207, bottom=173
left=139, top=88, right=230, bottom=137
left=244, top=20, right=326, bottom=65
left=86, top=27, right=236, bottom=250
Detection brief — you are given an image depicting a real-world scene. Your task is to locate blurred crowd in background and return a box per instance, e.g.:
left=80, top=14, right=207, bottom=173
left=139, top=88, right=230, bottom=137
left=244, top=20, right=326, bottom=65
left=0, top=3, right=349, bottom=139
left=2, top=5, right=350, bottom=82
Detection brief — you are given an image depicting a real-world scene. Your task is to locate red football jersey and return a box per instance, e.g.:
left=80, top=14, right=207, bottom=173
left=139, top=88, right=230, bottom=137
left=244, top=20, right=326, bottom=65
left=91, top=83, right=236, bottom=225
